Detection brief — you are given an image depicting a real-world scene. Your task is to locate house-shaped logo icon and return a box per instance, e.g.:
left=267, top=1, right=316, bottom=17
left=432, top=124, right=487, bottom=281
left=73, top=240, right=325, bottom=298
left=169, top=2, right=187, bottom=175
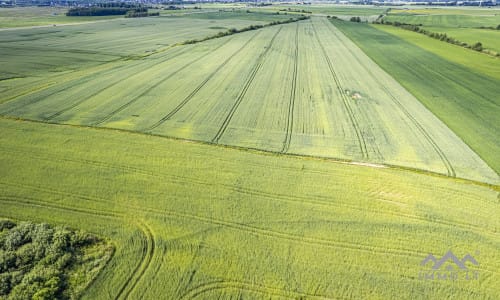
left=421, top=250, right=478, bottom=270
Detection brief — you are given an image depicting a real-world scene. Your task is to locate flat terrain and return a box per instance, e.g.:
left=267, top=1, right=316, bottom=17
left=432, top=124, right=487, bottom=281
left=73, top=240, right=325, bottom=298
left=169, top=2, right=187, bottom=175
left=334, top=19, right=500, bottom=176
left=0, top=16, right=496, bottom=183
left=1, top=118, right=498, bottom=299
left=385, top=7, right=500, bottom=28
left=0, top=7, right=499, bottom=300
left=0, top=7, right=122, bottom=28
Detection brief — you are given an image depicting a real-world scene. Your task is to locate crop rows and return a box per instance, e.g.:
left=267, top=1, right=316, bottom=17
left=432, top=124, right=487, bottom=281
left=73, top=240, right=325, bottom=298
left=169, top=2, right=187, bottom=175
left=1, top=17, right=497, bottom=184
left=1, top=118, right=498, bottom=299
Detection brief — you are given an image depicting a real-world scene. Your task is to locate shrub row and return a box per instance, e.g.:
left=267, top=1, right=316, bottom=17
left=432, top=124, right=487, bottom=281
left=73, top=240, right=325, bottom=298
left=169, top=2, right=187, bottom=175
left=125, top=11, right=160, bottom=18
left=182, top=15, right=310, bottom=45
left=374, top=20, right=500, bottom=57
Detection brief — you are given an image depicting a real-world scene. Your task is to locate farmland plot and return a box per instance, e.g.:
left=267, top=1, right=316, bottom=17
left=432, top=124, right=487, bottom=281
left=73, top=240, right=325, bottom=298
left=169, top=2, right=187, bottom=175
left=0, top=118, right=498, bottom=299
left=0, top=16, right=497, bottom=184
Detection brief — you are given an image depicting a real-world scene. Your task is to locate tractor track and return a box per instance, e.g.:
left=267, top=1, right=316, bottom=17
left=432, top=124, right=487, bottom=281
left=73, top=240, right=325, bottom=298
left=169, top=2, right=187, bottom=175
left=311, top=19, right=368, bottom=159
left=0, top=148, right=487, bottom=236
left=91, top=36, right=235, bottom=126
left=143, top=31, right=261, bottom=132
left=281, top=23, right=299, bottom=154
left=114, top=221, right=155, bottom=300
left=1, top=181, right=499, bottom=277
left=179, top=280, right=334, bottom=300
left=212, top=27, right=282, bottom=143
left=323, top=18, right=455, bottom=177
left=0, top=191, right=156, bottom=300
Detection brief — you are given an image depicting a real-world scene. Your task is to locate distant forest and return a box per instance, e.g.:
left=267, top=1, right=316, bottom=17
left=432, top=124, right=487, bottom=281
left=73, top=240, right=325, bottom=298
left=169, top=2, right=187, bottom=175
left=66, top=3, right=156, bottom=17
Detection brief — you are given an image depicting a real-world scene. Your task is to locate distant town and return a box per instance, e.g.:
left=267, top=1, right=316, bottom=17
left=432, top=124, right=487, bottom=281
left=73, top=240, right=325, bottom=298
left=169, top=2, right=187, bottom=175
left=0, top=0, right=497, bottom=8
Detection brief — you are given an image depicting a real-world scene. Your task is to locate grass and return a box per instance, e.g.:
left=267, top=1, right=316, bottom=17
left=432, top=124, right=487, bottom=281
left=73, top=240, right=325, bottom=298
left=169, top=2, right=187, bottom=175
left=382, top=7, right=500, bottom=54
left=1, top=8, right=499, bottom=299
left=0, top=16, right=496, bottom=184
left=423, top=26, right=500, bottom=53
left=333, top=19, right=500, bottom=176
left=257, top=4, right=386, bottom=17
left=0, top=13, right=284, bottom=80
left=0, top=117, right=498, bottom=299
left=385, top=7, right=500, bottom=28
left=0, top=7, right=123, bottom=28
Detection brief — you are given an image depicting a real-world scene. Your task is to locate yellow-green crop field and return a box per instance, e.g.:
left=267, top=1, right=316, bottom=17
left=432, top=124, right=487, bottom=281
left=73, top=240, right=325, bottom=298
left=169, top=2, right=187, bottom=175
left=0, top=7, right=499, bottom=300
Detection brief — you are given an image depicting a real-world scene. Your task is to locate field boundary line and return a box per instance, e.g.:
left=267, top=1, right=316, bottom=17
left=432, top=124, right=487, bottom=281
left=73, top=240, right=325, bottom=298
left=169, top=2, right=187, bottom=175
left=280, top=23, right=299, bottom=154
left=2, top=115, right=498, bottom=186
left=311, top=18, right=368, bottom=159
left=0, top=147, right=493, bottom=236
left=212, top=26, right=283, bottom=143
left=143, top=30, right=262, bottom=132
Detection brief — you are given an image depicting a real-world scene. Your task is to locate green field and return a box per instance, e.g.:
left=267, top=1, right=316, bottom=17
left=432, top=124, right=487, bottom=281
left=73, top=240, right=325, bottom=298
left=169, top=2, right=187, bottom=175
left=0, top=14, right=281, bottom=81
left=0, top=7, right=499, bottom=299
left=385, top=7, right=500, bottom=28
left=423, top=26, right=500, bottom=53
left=334, top=19, right=500, bottom=176
left=382, top=7, right=500, bottom=54
left=0, top=7, right=123, bottom=28
left=1, top=118, right=498, bottom=299
left=0, top=16, right=497, bottom=184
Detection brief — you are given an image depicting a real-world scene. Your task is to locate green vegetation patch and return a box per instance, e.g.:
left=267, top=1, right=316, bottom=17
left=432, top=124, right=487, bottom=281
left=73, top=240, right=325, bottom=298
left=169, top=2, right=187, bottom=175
left=0, top=219, right=113, bottom=299
left=424, top=26, right=500, bottom=53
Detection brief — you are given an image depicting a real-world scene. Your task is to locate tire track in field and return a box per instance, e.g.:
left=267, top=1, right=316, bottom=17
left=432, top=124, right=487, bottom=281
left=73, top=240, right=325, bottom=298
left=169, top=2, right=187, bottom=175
left=91, top=37, right=235, bottom=126
left=0, top=64, right=126, bottom=116
left=212, top=27, right=283, bottom=144
left=115, top=221, right=155, bottom=300
left=3, top=193, right=499, bottom=280
left=0, top=59, right=123, bottom=108
left=43, top=67, right=143, bottom=121
left=0, top=192, right=156, bottom=300
left=380, top=85, right=456, bottom=177
left=310, top=20, right=368, bottom=159
left=0, top=146, right=489, bottom=237
left=3, top=180, right=499, bottom=278
left=45, top=43, right=214, bottom=122
left=179, top=280, right=333, bottom=300
left=142, top=31, right=261, bottom=132
left=0, top=44, right=193, bottom=117
left=280, top=23, right=299, bottom=154
left=322, top=19, right=455, bottom=177
left=0, top=181, right=424, bottom=259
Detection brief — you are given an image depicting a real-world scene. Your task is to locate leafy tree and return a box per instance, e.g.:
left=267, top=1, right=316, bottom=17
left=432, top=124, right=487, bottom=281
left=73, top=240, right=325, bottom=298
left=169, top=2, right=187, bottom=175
left=472, top=42, right=483, bottom=51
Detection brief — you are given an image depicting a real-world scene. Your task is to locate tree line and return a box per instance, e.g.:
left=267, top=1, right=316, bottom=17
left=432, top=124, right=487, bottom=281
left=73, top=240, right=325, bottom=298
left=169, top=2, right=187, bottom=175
left=66, top=4, right=155, bottom=17
left=374, top=20, right=499, bottom=57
